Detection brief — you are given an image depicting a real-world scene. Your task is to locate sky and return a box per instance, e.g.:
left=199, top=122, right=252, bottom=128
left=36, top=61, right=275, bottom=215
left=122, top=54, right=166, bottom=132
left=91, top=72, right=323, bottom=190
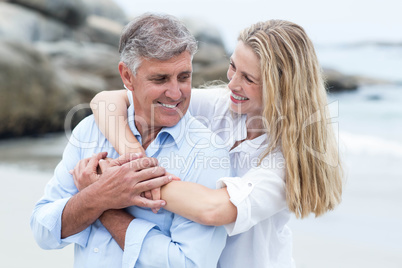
left=113, top=0, right=402, bottom=51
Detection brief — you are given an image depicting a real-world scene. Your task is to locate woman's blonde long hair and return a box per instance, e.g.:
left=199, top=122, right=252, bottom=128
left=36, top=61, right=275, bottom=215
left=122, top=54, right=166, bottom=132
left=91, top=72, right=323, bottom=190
left=239, top=20, right=343, bottom=218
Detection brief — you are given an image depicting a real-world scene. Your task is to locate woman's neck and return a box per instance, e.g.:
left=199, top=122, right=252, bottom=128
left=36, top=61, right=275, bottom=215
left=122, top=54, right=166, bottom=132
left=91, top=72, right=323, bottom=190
left=230, top=114, right=265, bottom=151
left=245, top=114, right=265, bottom=140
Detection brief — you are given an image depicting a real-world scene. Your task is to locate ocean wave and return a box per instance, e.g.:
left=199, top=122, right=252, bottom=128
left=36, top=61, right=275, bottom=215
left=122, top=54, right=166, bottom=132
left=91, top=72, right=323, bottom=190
left=339, top=131, right=402, bottom=157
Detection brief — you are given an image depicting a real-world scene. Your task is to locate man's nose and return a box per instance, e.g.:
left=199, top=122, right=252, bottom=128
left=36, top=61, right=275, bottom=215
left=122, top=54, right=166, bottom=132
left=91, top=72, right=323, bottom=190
left=165, top=79, right=182, bottom=101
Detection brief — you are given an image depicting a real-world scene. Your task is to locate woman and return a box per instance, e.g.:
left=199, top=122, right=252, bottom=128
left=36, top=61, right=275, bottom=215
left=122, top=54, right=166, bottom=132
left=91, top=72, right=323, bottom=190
left=84, top=19, right=343, bottom=267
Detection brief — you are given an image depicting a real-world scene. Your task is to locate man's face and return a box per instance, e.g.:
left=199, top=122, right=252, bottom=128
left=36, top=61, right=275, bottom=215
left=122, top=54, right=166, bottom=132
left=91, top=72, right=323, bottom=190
left=129, top=51, right=192, bottom=132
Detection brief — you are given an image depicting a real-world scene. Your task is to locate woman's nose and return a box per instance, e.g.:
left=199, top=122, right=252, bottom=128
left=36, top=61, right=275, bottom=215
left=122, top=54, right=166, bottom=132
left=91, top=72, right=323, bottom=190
left=228, top=71, right=241, bottom=90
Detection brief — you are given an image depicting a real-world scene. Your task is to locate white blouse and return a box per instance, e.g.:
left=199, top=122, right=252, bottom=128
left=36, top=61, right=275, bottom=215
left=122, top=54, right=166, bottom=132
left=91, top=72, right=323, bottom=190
left=189, top=88, right=295, bottom=268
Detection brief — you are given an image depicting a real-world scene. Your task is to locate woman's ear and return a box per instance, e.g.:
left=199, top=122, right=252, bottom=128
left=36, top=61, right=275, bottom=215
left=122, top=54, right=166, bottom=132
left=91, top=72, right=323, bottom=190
left=118, top=62, right=134, bottom=91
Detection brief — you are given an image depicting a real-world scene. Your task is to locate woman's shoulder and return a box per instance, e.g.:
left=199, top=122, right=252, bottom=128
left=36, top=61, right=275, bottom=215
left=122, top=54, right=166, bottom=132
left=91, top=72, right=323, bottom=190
left=189, top=86, right=230, bottom=118
left=191, top=87, right=229, bottom=102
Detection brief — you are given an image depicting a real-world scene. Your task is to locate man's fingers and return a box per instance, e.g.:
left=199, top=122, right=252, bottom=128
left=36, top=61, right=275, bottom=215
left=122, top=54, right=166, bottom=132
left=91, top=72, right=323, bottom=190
left=151, top=187, right=161, bottom=201
left=122, top=157, right=159, bottom=172
left=99, top=159, right=112, bottom=172
left=150, top=187, right=162, bottom=213
left=88, top=152, right=107, bottom=173
left=94, top=152, right=108, bottom=160
left=72, top=157, right=88, bottom=178
left=136, top=175, right=172, bottom=193
left=113, top=153, right=144, bottom=166
left=128, top=166, right=166, bottom=184
left=133, top=196, right=166, bottom=209
left=166, top=172, right=181, bottom=181
left=144, top=191, right=152, bottom=199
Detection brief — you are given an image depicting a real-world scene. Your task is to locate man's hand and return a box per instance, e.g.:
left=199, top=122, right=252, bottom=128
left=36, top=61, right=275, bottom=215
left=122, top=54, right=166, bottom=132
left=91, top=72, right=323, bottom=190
left=70, top=152, right=108, bottom=191
left=142, top=172, right=181, bottom=213
left=89, top=153, right=172, bottom=211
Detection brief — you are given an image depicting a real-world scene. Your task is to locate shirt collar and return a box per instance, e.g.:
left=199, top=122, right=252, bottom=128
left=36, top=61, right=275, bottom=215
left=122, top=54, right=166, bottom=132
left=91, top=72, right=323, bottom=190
left=126, top=90, right=186, bottom=150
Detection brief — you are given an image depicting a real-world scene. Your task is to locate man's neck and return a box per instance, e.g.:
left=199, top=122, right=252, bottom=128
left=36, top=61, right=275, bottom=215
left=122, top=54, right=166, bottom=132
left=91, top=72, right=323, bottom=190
left=135, top=122, right=162, bottom=150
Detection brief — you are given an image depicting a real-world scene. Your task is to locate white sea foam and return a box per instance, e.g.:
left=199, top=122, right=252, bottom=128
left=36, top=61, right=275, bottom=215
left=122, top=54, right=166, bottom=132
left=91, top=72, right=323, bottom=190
left=340, top=131, right=402, bottom=157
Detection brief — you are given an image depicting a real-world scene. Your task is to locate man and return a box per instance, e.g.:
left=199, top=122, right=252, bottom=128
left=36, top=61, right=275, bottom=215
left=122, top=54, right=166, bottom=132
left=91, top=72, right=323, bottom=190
left=31, top=13, right=228, bottom=267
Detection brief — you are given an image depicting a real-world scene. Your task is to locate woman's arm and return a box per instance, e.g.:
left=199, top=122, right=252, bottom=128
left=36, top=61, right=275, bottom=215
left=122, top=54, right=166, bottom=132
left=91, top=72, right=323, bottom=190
left=91, top=89, right=238, bottom=226
left=161, top=181, right=237, bottom=226
left=90, top=90, right=145, bottom=155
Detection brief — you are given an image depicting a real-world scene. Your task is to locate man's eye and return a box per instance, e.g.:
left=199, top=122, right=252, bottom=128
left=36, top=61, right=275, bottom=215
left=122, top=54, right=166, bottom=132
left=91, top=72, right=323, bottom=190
left=154, top=77, right=166, bottom=83
left=179, top=75, right=190, bottom=81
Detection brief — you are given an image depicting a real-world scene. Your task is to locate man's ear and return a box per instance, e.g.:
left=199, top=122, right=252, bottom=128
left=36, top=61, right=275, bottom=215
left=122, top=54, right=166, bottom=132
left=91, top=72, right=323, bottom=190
left=118, top=62, right=134, bottom=91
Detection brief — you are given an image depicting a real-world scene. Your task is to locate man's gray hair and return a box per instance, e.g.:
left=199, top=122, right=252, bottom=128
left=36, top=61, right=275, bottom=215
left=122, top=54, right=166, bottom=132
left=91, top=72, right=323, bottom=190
left=119, top=13, right=198, bottom=74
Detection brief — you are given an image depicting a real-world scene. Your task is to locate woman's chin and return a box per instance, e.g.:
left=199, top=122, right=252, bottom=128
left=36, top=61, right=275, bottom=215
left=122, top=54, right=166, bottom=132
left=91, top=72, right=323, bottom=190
left=229, top=104, right=246, bottom=115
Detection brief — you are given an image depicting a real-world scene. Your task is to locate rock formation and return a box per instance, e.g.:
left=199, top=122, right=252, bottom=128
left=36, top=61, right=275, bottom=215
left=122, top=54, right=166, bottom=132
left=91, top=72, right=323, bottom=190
left=0, top=0, right=359, bottom=137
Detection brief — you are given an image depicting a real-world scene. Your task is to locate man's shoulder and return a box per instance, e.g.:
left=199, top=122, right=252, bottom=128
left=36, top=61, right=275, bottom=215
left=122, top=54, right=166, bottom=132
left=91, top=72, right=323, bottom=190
left=70, top=114, right=97, bottom=140
left=68, top=114, right=112, bottom=154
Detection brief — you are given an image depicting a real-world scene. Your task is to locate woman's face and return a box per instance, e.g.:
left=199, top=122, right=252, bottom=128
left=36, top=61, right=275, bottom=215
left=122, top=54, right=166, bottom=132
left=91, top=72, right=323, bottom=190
left=227, top=41, right=263, bottom=118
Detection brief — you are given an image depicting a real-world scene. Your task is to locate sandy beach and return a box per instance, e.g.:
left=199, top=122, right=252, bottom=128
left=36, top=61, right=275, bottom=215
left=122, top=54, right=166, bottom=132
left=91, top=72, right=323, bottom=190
left=1, top=130, right=401, bottom=268
left=0, top=135, right=73, bottom=268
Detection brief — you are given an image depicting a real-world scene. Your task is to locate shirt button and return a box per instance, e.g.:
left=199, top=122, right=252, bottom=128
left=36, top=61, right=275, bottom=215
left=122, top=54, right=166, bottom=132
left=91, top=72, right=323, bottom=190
left=248, top=182, right=253, bottom=187
left=93, top=248, right=99, bottom=253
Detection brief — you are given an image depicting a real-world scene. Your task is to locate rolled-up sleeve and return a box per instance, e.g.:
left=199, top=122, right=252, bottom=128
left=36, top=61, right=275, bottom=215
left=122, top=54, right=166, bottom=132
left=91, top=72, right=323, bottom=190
left=217, top=165, right=287, bottom=236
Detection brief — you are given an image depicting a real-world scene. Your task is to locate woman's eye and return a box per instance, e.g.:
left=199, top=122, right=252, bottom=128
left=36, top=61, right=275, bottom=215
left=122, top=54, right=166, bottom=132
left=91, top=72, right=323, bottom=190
left=245, top=76, right=253, bottom=83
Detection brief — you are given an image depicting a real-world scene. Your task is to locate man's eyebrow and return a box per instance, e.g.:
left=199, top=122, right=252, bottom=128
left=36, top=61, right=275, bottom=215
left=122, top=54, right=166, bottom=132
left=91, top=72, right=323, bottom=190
left=179, top=71, right=192, bottom=75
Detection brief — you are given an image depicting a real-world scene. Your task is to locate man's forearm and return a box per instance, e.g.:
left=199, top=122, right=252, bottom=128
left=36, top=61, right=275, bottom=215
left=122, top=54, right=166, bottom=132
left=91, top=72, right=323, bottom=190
left=99, top=209, right=134, bottom=250
left=61, top=186, right=105, bottom=239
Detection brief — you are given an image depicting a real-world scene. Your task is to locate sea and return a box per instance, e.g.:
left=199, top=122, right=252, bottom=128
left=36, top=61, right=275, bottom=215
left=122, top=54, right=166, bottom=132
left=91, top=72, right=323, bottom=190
left=1, top=6, right=402, bottom=267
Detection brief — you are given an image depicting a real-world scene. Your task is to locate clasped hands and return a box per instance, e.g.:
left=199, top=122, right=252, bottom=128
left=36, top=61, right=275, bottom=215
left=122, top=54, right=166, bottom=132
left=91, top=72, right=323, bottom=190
left=69, top=152, right=179, bottom=213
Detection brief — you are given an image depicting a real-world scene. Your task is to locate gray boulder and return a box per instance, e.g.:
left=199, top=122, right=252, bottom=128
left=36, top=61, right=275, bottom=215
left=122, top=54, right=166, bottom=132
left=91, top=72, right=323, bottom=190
left=81, top=0, right=128, bottom=24
left=0, top=40, right=72, bottom=137
left=323, top=68, right=358, bottom=92
left=0, top=1, right=125, bottom=45
left=77, top=15, right=124, bottom=47
left=7, top=0, right=87, bottom=26
left=0, top=1, right=127, bottom=137
left=0, top=39, right=122, bottom=137
left=0, top=2, right=76, bottom=43
left=35, top=40, right=122, bottom=93
left=183, top=18, right=230, bottom=87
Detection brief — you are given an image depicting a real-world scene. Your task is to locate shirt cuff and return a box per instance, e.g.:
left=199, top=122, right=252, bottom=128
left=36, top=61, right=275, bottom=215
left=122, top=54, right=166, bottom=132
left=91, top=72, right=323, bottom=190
left=34, top=197, right=91, bottom=248
left=122, top=218, right=157, bottom=268
left=216, top=177, right=254, bottom=236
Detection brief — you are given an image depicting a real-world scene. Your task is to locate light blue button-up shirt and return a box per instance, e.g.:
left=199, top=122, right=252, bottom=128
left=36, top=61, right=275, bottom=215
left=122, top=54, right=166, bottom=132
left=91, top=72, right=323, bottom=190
left=30, top=92, right=229, bottom=267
